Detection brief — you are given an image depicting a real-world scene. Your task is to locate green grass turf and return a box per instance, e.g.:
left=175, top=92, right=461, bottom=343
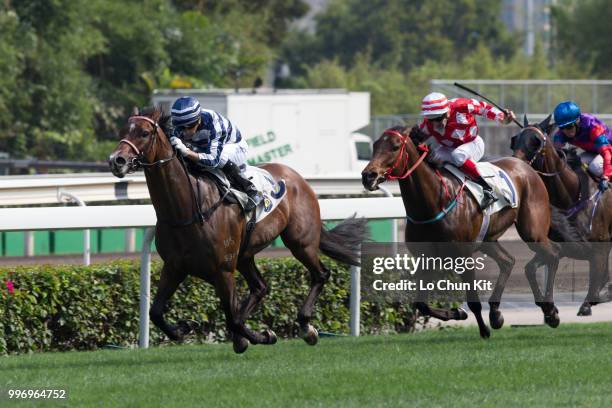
left=1, top=323, right=611, bottom=407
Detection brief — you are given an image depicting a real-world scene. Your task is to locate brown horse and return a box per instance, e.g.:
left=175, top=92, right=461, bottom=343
left=511, top=115, right=611, bottom=316
left=362, top=125, right=569, bottom=338
left=108, top=107, right=367, bottom=353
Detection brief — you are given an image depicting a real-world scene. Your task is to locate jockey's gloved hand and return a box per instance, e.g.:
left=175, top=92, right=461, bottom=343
left=598, top=178, right=610, bottom=192
left=503, top=109, right=516, bottom=125
left=170, top=137, right=190, bottom=156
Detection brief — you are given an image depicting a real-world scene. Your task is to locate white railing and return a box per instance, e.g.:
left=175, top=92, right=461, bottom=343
left=0, top=198, right=406, bottom=347
left=0, top=173, right=399, bottom=206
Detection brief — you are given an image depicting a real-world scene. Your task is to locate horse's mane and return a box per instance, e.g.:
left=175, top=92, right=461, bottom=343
left=386, top=124, right=428, bottom=144
left=563, top=147, right=581, bottom=169
left=140, top=106, right=173, bottom=137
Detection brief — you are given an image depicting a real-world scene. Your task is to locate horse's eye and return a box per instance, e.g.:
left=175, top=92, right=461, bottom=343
left=391, top=143, right=401, bottom=151
left=142, top=130, right=150, bottom=138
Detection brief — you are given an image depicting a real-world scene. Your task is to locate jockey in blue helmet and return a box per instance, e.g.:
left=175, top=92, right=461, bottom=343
left=553, top=101, right=612, bottom=192
left=170, top=96, right=262, bottom=211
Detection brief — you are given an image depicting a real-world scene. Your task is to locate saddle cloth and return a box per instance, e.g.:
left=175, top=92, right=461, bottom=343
left=205, top=166, right=287, bottom=223
left=444, top=162, right=519, bottom=216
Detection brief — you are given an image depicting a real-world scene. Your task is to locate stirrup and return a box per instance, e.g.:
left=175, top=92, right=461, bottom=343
left=480, top=190, right=498, bottom=209
left=244, top=191, right=262, bottom=212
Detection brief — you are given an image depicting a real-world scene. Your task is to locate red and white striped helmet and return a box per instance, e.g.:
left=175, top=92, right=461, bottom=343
left=421, top=92, right=449, bottom=118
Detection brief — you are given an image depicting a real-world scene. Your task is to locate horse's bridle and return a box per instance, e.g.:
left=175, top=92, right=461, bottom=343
left=119, top=115, right=176, bottom=172
left=520, top=125, right=565, bottom=177
left=382, top=129, right=429, bottom=180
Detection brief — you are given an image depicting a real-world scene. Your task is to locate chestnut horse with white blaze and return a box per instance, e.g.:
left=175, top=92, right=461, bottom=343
left=109, top=107, right=367, bottom=353
left=362, top=125, right=575, bottom=337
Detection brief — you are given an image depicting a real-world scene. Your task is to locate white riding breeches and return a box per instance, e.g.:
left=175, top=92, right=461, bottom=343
left=219, top=137, right=249, bottom=168
left=579, top=152, right=604, bottom=177
left=428, top=136, right=485, bottom=167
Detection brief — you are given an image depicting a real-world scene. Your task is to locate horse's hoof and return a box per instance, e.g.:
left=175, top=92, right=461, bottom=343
left=577, top=304, right=592, bottom=316
left=167, top=331, right=183, bottom=342
left=489, top=310, right=504, bottom=330
left=263, top=329, right=278, bottom=345
left=453, top=307, right=468, bottom=320
left=177, top=319, right=200, bottom=336
left=232, top=336, right=249, bottom=354
left=544, top=308, right=560, bottom=328
left=299, top=324, right=319, bottom=346
left=480, top=326, right=491, bottom=339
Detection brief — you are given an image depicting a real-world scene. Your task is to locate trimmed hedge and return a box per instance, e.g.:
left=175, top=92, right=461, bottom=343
left=0, top=259, right=417, bottom=354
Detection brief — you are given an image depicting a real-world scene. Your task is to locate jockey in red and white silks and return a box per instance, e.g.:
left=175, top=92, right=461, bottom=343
left=418, top=92, right=516, bottom=208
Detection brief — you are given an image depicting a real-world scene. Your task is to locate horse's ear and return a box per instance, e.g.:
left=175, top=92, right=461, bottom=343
left=132, top=106, right=139, bottom=116
left=538, top=114, right=553, bottom=133
left=523, top=114, right=529, bottom=128
left=408, top=125, right=425, bottom=142
left=151, top=105, right=162, bottom=122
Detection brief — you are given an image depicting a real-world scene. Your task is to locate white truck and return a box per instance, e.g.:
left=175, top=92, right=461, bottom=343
left=152, top=89, right=372, bottom=175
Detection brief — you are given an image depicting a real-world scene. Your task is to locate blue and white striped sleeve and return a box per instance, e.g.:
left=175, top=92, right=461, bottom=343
left=197, top=112, right=227, bottom=167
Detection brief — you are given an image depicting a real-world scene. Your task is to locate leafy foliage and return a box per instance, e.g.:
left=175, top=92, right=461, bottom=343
left=0, top=0, right=288, bottom=161
left=0, top=259, right=416, bottom=354
left=281, top=0, right=518, bottom=78
left=552, top=0, right=611, bottom=77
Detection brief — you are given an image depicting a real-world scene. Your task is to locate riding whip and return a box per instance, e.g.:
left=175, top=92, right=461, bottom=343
left=454, top=82, right=523, bottom=129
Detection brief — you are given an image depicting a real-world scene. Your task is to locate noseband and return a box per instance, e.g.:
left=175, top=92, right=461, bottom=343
left=382, top=130, right=429, bottom=180
left=119, top=115, right=176, bottom=172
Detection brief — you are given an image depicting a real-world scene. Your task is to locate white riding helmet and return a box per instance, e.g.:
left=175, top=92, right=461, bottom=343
left=421, top=92, right=450, bottom=118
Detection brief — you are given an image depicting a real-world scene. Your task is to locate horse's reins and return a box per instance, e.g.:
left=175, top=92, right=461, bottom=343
left=523, top=125, right=565, bottom=177
left=382, top=129, right=467, bottom=224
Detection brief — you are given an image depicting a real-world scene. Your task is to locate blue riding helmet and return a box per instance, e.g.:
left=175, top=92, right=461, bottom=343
left=171, top=96, right=201, bottom=128
left=553, top=101, right=581, bottom=128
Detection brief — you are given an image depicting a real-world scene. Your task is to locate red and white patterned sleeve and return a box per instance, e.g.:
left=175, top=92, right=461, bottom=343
left=461, top=98, right=505, bottom=122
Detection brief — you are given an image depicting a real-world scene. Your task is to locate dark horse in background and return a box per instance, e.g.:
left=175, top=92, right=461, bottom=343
left=109, top=107, right=367, bottom=353
left=362, top=125, right=578, bottom=338
left=511, top=115, right=612, bottom=316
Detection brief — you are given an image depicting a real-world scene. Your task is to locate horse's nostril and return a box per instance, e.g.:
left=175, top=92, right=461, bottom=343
left=114, top=156, right=127, bottom=166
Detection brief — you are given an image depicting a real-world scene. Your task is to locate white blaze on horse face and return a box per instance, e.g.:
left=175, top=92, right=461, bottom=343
left=129, top=123, right=136, bottom=133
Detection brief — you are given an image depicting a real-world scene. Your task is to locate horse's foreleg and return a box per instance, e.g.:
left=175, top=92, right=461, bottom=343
left=232, top=257, right=270, bottom=353
left=464, top=268, right=490, bottom=339
left=215, top=271, right=276, bottom=352
left=579, top=249, right=608, bottom=316
left=524, top=254, right=545, bottom=304
left=412, top=302, right=468, bottom=321
left=526, top=242, right=560, bottom=328
left=411, top=270, right=467, bottom=322
left=150, top=265, right=187, bottom=341
left=481, top=242, right=515, bottom=329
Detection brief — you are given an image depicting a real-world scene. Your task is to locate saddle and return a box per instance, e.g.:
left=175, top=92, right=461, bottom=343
left=187, top=162, right=287, bottom=224
left=444, top=162, right=519, bottom=215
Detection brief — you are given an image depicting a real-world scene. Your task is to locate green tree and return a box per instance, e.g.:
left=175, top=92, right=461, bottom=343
left=552, top=0, right=611, bottom=77
left=172, top=0, right=309, bottom=46
left=281, top=0, right=518, bottom=77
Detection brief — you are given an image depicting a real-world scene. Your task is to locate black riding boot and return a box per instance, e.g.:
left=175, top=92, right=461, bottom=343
left=222, top=161, right=262, bottom=211
left=472, top=176, right=498, bottom=209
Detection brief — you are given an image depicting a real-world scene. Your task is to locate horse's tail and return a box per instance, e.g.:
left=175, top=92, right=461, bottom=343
left=319, top=214, right=369, bottom=266
left=549, top=205, right=589, bottom=248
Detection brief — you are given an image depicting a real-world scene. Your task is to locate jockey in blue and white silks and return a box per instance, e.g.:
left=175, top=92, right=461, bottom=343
left=170, top=96, right=262, bottom=211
